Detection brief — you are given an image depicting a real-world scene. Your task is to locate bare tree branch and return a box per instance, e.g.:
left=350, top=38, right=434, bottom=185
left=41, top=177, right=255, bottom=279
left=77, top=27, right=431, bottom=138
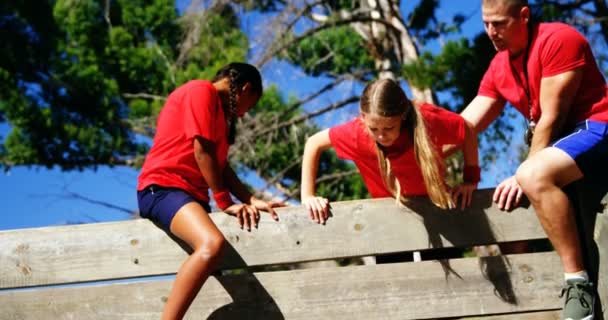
left=123, top=93, right=167, bottom=101
left=62, top=188, right=135, bottom=215
left=256, top=155, right=303, bottom=195
left=153, top=43, right=176, bottom=86
left=104, top=0, right=112, bottom=30
left=254, top=96, right=360, bottom=136
left=315, top=169, right=359, bottom=184
left=256, top=15, right=400, bottom=66
left=177, top=0, right=232, bottom=67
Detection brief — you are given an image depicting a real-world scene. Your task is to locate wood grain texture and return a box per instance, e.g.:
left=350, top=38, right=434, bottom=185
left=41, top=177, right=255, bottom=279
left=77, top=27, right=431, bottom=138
left=458, top=310, right=560, bottom=319
left=1, top=252, right=563, bottom=320
left=0, top=189, right=548, bottom=289
left=596, top=213, right=608, bottom=318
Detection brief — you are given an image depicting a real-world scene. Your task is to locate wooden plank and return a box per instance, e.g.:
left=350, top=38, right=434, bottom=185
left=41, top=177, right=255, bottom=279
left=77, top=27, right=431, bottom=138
left=596, top=213, right=608, bottom=318
left=0, top=189, right=548, bottom=289
left=0, top=252, right=563, bottom=320
left=458, top=310, right=560, bottom=319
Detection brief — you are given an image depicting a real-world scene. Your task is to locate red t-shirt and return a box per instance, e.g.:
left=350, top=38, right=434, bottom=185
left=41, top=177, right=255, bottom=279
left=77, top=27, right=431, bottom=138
left=329, top=103, right=465, bottom=197
left=479, top=22, right=608, bottom=127
left=137, top=80, right=229, bottom=202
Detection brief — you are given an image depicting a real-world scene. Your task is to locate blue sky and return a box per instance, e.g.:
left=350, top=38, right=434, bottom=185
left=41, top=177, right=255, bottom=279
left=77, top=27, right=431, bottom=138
left=0, top=1, right=524, bottom=231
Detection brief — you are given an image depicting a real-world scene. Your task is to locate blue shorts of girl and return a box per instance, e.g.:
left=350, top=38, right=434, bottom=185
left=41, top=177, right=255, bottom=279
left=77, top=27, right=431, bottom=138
left=552, top=120, right=608, bottom=176
left=137, top=185, right=211, bottom=233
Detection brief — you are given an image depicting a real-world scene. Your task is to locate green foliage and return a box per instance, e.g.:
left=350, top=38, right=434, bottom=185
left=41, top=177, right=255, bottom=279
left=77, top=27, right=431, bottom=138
left=281, top=26, right=375, bottom=77
left=0, top=0, right=246, bottom=170
left=407, top=0, right=466, bottom=45
left=408, top=0, right=439, bottom=31
left=403, top=34, right=496, bottom=112
left=3, top=0, right=606, bottom=203
left=233, top=85, right=368, bottom=201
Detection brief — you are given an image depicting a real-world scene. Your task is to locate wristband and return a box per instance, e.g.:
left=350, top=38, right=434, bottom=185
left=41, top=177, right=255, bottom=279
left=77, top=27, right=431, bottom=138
left=213, top=190, right=234, bottom=210
left=463, top=165, right=481, bottom=183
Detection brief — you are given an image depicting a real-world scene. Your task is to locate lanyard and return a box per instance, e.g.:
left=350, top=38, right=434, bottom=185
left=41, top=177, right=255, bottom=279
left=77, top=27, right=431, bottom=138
left=509, top=22, right=535, bottom=145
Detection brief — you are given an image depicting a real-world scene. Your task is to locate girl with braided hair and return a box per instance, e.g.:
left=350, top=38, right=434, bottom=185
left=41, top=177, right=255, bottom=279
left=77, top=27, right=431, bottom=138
left=137, top=62, right=284, bottom=319
left=301, top=78, right=480, bottom=224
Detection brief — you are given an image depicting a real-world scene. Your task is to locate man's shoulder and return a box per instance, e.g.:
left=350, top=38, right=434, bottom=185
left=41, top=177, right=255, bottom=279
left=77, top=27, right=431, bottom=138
left=538, top=22, right=576, bottom=33
left=537, top=22, right=584, bottom=42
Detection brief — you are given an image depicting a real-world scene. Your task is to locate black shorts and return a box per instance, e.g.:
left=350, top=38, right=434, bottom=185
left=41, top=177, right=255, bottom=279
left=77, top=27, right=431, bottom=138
left=137, top=185, right=211, bottom=232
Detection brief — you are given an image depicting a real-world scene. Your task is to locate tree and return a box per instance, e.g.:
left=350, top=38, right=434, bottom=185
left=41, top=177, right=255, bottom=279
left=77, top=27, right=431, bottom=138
left=533, top=0, right=608, bottom=73
left=0, top=0, right=368, bottom=202
left=231, top=0, right=607, bottom=191
left=1, top=0, right=606, bottom=206
left=236, top=0, right=493, bottom=184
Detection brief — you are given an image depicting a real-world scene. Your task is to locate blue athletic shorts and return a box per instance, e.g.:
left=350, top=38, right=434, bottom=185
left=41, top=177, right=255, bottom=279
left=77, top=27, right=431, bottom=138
left=137, top=185, right=211, bottom=233
left=552, top=120, right=608, bottom=176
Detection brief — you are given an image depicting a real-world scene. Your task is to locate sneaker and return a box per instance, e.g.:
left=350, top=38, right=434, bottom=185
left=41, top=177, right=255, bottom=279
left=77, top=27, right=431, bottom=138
left=561, top=278, right=595, bottom=320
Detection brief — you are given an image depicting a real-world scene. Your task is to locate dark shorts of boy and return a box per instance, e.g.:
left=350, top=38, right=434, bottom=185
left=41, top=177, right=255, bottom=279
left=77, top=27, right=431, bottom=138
left=137, top=185, right=211, bottom=233
left=552, top=120, right=608, bottom=177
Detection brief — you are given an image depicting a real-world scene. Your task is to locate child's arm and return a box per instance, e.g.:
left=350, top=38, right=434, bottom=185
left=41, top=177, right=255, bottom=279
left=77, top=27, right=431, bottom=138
left=301, top=129, right=333, bottom=224
left=462, top=118, right=480, bottom=178
left=222, top=165, right=254, bottom=204
left=452, top=119, right=480, bottom=209
left=194, top=136, right=227, bottom=194
left=194, top=136, right=259, bottom=230
left=222, top=165, right=283, bottom=222
left=454, top=119, right=481, bottom=209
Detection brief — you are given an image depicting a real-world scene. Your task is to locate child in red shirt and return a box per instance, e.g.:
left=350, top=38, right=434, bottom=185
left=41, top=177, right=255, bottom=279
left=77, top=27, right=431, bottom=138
left=301, top=78, right=479, bottom=223
left=137, top=62, right=284, bottom=319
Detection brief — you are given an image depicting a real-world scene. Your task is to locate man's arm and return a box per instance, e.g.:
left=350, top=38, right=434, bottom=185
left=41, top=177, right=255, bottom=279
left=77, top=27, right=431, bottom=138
left=444, top=96, right=505, bottom=156
left=457, top=96, right=528, bottom=210
left=528, top=68, right=583, bottom=157
left=461, top=95, right=506, bottom=134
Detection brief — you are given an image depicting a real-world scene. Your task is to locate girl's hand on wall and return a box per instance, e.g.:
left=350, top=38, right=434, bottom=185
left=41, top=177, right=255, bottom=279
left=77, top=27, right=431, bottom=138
left=493, top=176, right=523, bottom=211
left=302, top=196, right=330, bottom=225
left=224, top=204, right=259, bottom=231
left=251, top=197, right=285, bottom=222
left=451, top=183, right=477, bottom=210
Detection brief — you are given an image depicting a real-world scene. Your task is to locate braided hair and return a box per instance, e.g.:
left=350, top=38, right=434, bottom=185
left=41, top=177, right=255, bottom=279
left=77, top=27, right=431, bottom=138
left=212, top=63, right=262, bottom=144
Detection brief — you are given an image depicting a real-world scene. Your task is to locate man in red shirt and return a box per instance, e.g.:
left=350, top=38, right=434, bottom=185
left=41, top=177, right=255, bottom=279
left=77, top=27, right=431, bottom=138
left=460, top=1, right=608, bottom=318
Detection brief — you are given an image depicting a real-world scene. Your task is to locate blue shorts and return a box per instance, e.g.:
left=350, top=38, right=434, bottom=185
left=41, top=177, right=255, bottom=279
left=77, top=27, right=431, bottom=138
left=137, top=185, right=211, bottom=233
left=552, top=120, right=608, bottom=176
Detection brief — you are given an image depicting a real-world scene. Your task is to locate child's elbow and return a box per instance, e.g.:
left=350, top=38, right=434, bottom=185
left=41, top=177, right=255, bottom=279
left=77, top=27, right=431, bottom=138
left=303, top=137, right=317, bottom=156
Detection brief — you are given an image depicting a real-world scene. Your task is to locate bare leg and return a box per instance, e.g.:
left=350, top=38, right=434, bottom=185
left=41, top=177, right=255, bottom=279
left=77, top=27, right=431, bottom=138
left=515, top=147, right=584, bottom=273
left=162, top=202, right=225, bottom=320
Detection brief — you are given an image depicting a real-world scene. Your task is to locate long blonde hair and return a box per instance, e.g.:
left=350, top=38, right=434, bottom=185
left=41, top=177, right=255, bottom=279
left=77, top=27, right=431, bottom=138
left=360, top=79, right=453, bottom=209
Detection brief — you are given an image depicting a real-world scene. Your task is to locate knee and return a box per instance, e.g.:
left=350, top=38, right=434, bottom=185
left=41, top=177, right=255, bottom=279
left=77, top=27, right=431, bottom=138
left=515, top=160, right=550, bottom=199
left=192, top=232, right=225, bottom=262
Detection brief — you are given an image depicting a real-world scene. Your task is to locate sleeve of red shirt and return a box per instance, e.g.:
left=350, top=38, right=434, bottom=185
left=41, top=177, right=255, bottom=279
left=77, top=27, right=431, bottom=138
left=419, top=103, right=466, bottom=145
left=540, top=27, right=587, bottom=77
left=182, top=82, right=217, bottom=142
left=478, top=58, right=502, bottom=100
left=328, top=119, right=359, bottom=160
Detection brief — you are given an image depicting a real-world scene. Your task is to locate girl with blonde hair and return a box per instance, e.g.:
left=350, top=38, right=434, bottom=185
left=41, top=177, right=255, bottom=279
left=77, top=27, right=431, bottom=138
left=301, top=78, right=479, bottom=223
